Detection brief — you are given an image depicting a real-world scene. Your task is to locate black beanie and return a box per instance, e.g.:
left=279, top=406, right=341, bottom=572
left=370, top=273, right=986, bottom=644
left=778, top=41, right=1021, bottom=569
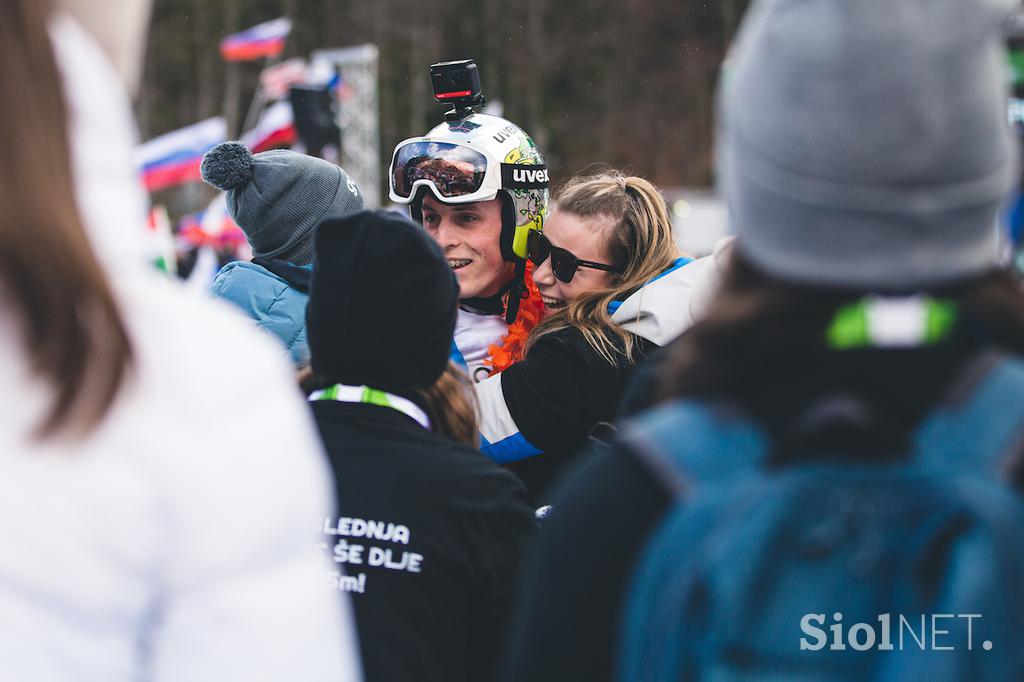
left=306, top=210, right=459, bottom=390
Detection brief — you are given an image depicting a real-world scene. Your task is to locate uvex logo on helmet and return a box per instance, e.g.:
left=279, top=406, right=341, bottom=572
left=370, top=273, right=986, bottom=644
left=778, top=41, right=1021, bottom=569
left=514, top=168, right=549, bottom=184
left=501, top=163, right=550, bottom=190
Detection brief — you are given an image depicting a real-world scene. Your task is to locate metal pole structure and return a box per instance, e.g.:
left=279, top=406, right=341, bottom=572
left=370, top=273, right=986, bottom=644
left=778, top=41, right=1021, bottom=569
left=311, top=44, right=382, bottom=208
left=221, top=0, right=241, bottom=138
left=239, top=54, right=281, bottom=137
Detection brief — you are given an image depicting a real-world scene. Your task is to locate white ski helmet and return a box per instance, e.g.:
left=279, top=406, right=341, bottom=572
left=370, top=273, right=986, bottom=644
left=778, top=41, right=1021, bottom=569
left=389, top=113, right=549, bottom=264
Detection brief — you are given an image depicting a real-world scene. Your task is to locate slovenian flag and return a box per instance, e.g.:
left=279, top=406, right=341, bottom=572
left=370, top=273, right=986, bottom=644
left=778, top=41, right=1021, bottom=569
left=136, top=117, right=227, bottom=192
left=220, top=18, right=291, bottom=62
left=241, top=100, right=296, bottom=153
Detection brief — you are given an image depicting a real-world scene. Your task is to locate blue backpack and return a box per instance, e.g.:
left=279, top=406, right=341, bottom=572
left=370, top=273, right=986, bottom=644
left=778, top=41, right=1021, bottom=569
left=616, top=354, right=1024, bottom=682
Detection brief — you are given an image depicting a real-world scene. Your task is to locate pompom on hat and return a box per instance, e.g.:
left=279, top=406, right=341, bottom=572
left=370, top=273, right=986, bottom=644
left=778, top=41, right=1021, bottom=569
left=200, top=142, right=363, bottom=265
left=200, top=141, right=256, bottom=191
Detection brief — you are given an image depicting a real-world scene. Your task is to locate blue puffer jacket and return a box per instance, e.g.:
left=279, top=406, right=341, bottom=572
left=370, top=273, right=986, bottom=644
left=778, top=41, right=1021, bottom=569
left=210, top=260, right=311, bottom=366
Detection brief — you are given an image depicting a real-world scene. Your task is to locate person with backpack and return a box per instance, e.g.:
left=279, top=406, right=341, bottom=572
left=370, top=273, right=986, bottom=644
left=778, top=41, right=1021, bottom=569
left=473, top=172, right=708, bottom=500
left=304, top=210, right=537, bottom=682
left=388, top=110, right=550, bottom=382
left=499, top=1, right=1024, bottom=680
left=202, top=141, right=363, bottom=367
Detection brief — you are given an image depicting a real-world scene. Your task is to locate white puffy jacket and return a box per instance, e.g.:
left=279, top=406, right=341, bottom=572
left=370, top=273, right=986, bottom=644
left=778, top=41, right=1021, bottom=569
left=0, top=15, right=361, bottom=682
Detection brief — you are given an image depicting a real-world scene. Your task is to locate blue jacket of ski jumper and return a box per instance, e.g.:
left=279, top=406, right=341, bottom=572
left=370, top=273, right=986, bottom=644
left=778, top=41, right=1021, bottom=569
left=210, top=260, right=311, bottom=366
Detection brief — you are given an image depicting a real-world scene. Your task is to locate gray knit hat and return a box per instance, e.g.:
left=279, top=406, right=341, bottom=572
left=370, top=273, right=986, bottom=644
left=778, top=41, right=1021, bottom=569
left=719, top=0, right=1018, bottom=289
left=201, top=142, right=363, bottom=265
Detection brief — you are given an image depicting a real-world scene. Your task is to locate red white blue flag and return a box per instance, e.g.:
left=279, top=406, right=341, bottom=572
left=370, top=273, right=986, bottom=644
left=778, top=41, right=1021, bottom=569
left=220, top=18, right=291, bottom=62
left=136, top=117, right=227, bottom=192
left=241, top=100, right=296, bottom=153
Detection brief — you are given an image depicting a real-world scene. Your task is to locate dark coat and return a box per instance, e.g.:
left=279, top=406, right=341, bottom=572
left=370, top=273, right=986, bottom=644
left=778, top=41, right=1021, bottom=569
left=312, top=398, right=536, bottom=682
left=489, top=327, right=656, bottom=501
left=497, top=337, right=988, bottom=682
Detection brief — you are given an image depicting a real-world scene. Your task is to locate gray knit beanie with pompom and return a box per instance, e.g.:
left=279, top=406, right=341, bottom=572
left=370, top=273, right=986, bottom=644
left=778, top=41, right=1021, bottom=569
left=201, top=142, right=363, bottom=265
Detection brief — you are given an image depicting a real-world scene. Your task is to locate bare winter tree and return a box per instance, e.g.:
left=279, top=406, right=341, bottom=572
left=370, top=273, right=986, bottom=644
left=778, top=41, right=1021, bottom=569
left=139, top=0, right=750, bottom=187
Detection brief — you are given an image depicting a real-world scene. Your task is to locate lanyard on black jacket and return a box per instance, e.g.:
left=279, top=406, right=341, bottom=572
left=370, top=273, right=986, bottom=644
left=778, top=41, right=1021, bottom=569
left=309, top=384, right=431, bottom=430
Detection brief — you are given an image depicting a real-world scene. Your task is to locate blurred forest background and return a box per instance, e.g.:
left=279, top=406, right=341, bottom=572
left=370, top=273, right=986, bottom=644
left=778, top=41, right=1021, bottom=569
left=138, top=0, right=750, bottom=190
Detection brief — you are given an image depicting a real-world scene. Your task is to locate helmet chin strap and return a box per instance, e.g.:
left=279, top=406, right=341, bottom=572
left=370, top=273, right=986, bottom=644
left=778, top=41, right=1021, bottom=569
left=496, top=192, right=527, bottom=324
left=458, top=262, right=528, bottom=324
left=504, top=259, right=527, bottom=324
left=460, top=278, right=515, bottom=317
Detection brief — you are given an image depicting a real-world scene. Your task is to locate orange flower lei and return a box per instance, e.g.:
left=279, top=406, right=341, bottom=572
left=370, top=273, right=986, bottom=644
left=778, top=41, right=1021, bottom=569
left=484, top=261, right=545, bottom=374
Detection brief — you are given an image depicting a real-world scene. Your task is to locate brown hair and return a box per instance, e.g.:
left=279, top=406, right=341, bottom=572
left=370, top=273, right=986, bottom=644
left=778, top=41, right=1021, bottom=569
left=526, top=171, right=680, bottom=364
left=0, top=0, right=133, bottom=438
left=299, top=362, right=480, bottom=447
left=418, top=363, right=480, bottom=448
left=658, top=253, right=1024, bottom=403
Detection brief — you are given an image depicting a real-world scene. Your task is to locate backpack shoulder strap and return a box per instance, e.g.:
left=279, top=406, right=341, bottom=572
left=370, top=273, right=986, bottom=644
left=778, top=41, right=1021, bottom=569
left=915, top=352, right=1024, bottom=476
left=618, top=399, right=768, bottom=499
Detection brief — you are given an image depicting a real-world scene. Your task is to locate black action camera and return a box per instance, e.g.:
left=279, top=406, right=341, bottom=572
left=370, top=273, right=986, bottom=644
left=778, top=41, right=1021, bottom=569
left=430, top=59, right=486, bottom=122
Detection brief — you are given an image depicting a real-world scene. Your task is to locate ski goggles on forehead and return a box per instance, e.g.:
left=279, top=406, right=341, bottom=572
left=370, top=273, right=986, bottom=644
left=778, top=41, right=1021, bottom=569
left=526, top=230, right=624, bottom=284
left=389, top=139, right=501, bottom=204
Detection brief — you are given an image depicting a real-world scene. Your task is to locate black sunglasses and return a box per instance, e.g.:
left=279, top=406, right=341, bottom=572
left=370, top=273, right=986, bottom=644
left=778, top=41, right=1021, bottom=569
left=526, top=230, right=624, bottom=284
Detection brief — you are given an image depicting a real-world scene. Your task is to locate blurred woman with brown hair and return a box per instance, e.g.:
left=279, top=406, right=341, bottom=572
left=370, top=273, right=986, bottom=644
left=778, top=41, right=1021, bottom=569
left=0, top=2, right=359, bottom=680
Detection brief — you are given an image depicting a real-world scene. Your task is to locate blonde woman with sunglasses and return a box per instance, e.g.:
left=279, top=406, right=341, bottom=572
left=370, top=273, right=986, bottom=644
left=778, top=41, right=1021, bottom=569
left=474, top=171, right=710, bottom=501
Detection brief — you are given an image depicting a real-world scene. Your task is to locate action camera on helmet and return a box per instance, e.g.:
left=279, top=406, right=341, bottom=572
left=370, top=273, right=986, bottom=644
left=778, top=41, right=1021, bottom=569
left=430, top=59, right=486, bottom=121
left=391, top=58, right=549, bottom=323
